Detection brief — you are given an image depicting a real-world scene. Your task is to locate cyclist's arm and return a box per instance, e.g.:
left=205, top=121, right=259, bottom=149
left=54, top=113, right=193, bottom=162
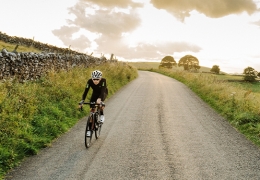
left=98, top=78, right=107, bottom=100
left=80, top=80, right=91, bottom=104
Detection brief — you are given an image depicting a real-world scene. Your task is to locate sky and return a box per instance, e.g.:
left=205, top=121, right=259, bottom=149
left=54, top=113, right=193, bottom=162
left=1, top=0, right=260, bottom=73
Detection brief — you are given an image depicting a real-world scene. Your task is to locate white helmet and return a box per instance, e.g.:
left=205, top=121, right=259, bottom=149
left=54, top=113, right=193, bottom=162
left=91, top=70, right=102, bottom=79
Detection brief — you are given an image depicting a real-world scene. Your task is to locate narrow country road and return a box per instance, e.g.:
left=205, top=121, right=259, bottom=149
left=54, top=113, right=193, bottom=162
left=5, top=71, right=260, bottom=180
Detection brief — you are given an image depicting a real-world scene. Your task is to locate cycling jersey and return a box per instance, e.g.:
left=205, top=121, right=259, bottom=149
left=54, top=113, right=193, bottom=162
left=81, top=78, right=107, bottom=102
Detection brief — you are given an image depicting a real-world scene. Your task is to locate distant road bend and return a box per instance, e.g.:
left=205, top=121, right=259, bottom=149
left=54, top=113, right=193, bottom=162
left=5, top=71, right=260, bottom=180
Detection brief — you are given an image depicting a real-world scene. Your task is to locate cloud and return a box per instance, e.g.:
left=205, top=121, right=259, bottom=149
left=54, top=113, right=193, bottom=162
left=98, top=41, right=201, bottom=60
left=150, top=0, right=258, bottom=20
left=52, top=0, right=201, bottom=60
left=69, top=7, right=141, bottom=37
left=252, top=19, right=260, bottom=26
left=53, top=1, right=142, bottom=52
left=52, top=26, right=92, bottom=50
left=52, top=26, right=79, bottom=39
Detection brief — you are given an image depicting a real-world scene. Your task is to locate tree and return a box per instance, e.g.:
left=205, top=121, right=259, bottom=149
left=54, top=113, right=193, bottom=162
left=159, top=56, right=177, bottom=69
left=243, top=67, right=258, bottom=82
left=178, top=55, right=200, bottom=71
left=210, top=65, right=220, bottom=74
left=257, top=72, right=260, bottom=78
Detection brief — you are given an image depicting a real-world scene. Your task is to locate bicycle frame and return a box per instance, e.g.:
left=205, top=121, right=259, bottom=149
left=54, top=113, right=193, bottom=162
left=86, top=102, right=102, bottom=123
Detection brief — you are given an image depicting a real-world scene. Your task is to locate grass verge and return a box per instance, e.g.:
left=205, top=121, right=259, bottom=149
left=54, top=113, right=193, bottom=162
left=0, top=62, right=138, bottom=179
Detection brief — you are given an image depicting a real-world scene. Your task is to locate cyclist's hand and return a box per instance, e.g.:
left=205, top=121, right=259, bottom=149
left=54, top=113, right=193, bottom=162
left=96, top=98, right=101, bottom=104
left=101, top=102, right=105, bottom=109
left=78, top=104, right=83, bottom=111
left=78, top=100, right=84, bottom=110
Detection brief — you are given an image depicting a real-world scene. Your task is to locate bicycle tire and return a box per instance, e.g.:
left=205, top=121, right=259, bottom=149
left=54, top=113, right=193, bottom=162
left=95, top=114, right=102, bottom=139
left=85, top=116, right=93, bottom=148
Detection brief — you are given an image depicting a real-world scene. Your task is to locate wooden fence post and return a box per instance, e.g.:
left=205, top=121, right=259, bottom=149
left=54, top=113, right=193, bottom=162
left=110, top=54, right=114, bottom=60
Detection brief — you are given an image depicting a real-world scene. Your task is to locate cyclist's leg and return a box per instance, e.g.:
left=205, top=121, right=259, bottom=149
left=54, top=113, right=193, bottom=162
left=91, top=93, right=105, bottom=123
left=101, top=91, right=106, bottom=112
left=99, top=109, right=105, bottom=122
left=90, top=93, right=100, bottom=122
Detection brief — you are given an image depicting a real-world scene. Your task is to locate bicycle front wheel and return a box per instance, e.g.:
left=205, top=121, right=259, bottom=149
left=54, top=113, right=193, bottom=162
left=85, top=116, right=93, bottom=148
left=95, top=116, right=102, bottom=139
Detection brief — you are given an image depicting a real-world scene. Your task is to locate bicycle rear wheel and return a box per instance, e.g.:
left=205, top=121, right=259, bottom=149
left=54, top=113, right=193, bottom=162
left=85, top=116, right=93, bottom=148
left=95, top=115, right=102, bottom=139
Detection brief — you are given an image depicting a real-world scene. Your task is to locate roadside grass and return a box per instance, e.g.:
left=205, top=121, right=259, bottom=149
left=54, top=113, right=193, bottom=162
left=0, top=62, right=138, bottom=179
left=212, top=74, right=244, bottom=81
left=227, top=81, right=260, bottom=93
left=202, top=73, right=260, bottom=93
left=0, top=40, right=41, bottom=53
left=149, top=68, right=260, bottom=148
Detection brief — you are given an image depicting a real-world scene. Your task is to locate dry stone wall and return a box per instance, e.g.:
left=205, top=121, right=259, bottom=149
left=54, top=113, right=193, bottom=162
left=0, top=31, right=107, bottom=82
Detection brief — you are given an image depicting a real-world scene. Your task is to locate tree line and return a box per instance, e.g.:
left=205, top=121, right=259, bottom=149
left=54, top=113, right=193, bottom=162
left=159, top=55, right=259, bottom=82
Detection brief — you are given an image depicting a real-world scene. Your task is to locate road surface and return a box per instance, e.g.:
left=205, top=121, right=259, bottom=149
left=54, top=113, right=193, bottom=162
left=5, top=71, right=260, bottom=180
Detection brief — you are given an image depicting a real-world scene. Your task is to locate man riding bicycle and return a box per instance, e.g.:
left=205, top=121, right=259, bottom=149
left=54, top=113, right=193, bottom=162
left=79, top=70, right=107, bottom=123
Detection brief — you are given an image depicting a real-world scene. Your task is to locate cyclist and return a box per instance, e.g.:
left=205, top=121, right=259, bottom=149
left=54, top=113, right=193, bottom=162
left=79, top=70, right=107, bottom=123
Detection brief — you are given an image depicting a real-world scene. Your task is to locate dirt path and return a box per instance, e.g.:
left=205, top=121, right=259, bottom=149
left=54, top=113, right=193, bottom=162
left=5, top=71, right=260, bottom=180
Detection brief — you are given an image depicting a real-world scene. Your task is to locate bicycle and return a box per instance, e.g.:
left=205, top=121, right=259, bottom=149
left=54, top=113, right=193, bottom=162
left=79, top=102, right=104, bottom=148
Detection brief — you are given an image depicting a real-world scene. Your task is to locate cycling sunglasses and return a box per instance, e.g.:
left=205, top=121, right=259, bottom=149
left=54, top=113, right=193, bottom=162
left=92, top=78, right=100, bottom=81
